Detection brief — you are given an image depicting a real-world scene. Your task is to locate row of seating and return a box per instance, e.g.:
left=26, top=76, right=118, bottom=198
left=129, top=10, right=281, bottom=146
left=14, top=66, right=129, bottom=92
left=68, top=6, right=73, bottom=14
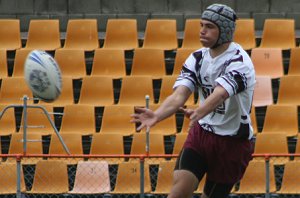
left=0, top=18, right=298, bottom=51
left=3, top=159, right=299, bottom=195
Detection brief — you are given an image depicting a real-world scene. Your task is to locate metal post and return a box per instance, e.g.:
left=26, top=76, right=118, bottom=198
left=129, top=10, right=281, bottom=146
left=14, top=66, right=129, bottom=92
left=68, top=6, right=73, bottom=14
left=140, top=158, right=145, bottom=198
left=265, top=157, right=270, bottom=198
left=145, top=95, right=150, bottom=155
left=22, top=95, right=28, bottom=154
left=16, top=156, right=22, bottom=198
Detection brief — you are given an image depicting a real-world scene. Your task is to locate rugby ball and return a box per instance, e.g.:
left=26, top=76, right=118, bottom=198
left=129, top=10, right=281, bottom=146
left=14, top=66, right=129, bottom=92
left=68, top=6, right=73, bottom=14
left=24, top=50, right=62, bottom=102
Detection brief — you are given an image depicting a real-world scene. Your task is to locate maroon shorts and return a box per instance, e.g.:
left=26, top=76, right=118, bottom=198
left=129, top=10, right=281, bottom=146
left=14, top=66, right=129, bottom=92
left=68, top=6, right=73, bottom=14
left=182, top=123, right=254, bottom=184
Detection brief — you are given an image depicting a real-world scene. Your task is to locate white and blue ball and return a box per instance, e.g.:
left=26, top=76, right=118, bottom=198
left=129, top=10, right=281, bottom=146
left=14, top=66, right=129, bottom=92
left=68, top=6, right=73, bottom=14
left=24, top=50, right=62, bottom=102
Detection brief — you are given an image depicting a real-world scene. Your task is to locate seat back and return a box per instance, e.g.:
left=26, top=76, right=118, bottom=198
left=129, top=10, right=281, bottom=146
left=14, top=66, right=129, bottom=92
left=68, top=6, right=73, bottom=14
left=118, top=76, right=154, bottom=106
left=181, top=19, right=202, bottom=49
left=0, top=105, right=16, bottom=136
left=277, top=161, right=300, bottom=193
left=172, top=133, right=188, bottom=155
left=250, top=106, right=258, bottom=135
left=64, top=19, right=99, bottom=51
left=233, top=19, right=256, bottom=50
left=250, top=48, right=284, bottom=79
left=152, top=161, right=176, bottom=194
left=12, top=48, right=32, bottom=77
left=172, top=48, right=194, bottom=76
left=288, top=48, right=300, bottom=75
left=70, top=161, right=111, bottom=193
left=0, top=163, right=26, bottom=194
left=54, top=49, right=86, bottom=79
left=91, top=49, right=126, bottom=78
left=143, top=19, right=178, bottom=50
left=25, top=19, right=61, bottom=50
left=59, top=104, right=96, bottom=135
left=0, top=19, right=21, bottom=50
left=277, top=75, right=300, bottom=105
left=103, top=19, right=138, bottom=50
left=0, top=49, right=8, bottom=78
left=260, top=19, right=296, bottom=49
left=253, top=76, right=273, bottom=107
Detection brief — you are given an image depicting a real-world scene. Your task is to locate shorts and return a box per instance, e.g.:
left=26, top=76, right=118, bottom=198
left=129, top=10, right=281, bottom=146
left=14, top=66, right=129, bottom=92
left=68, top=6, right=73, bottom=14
left=175, top=122, right=254, bottom=184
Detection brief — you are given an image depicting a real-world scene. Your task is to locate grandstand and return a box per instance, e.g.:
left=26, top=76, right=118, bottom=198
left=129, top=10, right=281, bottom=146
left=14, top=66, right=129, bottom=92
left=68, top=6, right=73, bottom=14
left=1, top=0, right=300, bottom=197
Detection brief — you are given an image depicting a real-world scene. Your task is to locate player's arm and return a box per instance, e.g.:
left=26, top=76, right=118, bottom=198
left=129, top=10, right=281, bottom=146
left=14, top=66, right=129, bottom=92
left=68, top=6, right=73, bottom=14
left=131, top=85, right=192, bottom=130
left=189, top=84, right=229, bottom=127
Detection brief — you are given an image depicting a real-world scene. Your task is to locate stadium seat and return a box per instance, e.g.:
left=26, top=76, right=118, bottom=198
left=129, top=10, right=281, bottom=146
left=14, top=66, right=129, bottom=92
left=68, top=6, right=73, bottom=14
left=99, top=105, right=135, bottom=136
left=252, top=76, right=274, bottom=107
left=172, top=48, right=194, bottom=76
left=118, top=76, right=155, bottom=106
left=69, top=161, right=111, bottom=194
left=277, top=161, right=300, bottom=194
left=25, top=19, right=61, bottom=51
left=89, top=133, right=125, bottom=164
left=250, top=106, right=258, bottom=135
left=27, top=160, right=69, bottom=194
left=90, top=48, right=126, bottom=78
left=259, top=19, right=296, bottom=49
left=288, top=48, right=300, bottom=75
left=111, top=162, right=151, bottom=194
left=0, top=163, right=26, bottom=194
left=277, top=75, right=300, bottom=105
left=0, top=105, right=16, bottom=136
left=0, top=50, right=7, bottom=78
left=54, top=48, right=86, bottom=79
left=0, top=77, right=33, bottom=105
left=158, top=76, right=195, bottom=105
left=151, top=160, right=176, bottom=194
left=48, top=133, right=84, bottom=164
left=11, top=48, right=32, bottom=77
left=250, top=48, right=284, bottom=79
left=78, top=76, right=115, bottom=106
left=171, top=133, right=188, bottom=160
left=181, top=19, right=202, bottom=49
left=38, top=77, right=74, bottom=107
left=261, top=104, right=298, bottom=137
left=194, top=174, right=207, bottom=194
left=129, top=133, right=165, bottom=164
left=19, top=105, right=55, bottom=135
left=6, top=133, right=43, bottom=164
left=103, top=19, right=139, bottom=50
left=292, top=134, right=300, bottom=161
left=253, top=133, right=289, bottom=165
left=130, top=48, right=166, bottom=78
left=234, top=161, right=276, bottom=194
left=63, top=19, right=99, bottom=51
left=233, top=19, right=256, bottom=50
left=0, top=19, right=21, bottom=50
left=59, top=104, right=96, bottom=135
left=142, top=19, right=178, bottom=50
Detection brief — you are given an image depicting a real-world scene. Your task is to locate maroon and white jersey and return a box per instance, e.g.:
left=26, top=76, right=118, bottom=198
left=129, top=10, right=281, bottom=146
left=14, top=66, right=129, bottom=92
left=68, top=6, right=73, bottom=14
left=174, top=42, right=256, bottom=139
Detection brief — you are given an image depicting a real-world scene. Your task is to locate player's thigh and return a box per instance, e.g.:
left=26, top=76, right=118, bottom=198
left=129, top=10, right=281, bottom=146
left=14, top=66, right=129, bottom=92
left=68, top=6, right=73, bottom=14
left=202, top=179, right=234, bottom=198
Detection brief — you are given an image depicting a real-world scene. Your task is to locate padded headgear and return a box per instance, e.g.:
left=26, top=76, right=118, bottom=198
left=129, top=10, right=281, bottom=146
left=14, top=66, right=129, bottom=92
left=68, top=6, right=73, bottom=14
left=201, top=4, right=237, bottom=48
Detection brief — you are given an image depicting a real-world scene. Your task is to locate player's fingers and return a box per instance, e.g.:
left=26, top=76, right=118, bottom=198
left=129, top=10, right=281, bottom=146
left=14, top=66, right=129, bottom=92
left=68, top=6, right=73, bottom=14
left=134, top=107, right=147, bottom=113
left=137, top=123, right=146, bottom=131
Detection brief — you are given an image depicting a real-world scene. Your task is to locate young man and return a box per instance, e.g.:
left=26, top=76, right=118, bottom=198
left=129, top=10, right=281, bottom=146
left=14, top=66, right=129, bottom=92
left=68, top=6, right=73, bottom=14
left=131, top=4, right=256, bottom=198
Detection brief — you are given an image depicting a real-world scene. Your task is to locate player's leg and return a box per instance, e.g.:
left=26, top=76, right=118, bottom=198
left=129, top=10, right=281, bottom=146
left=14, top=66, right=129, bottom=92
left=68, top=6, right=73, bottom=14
left=167, top=148, right=206, bottom=198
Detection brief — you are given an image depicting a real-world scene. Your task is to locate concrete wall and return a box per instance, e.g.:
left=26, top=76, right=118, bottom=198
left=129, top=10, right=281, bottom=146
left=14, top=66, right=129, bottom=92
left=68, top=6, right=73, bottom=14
left=0, top=0, right=299, bottom=31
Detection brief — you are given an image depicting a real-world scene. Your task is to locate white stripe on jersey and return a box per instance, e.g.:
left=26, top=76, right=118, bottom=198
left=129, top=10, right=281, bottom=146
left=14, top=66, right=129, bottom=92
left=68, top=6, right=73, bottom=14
left=174, top=42, right=256, bottom=139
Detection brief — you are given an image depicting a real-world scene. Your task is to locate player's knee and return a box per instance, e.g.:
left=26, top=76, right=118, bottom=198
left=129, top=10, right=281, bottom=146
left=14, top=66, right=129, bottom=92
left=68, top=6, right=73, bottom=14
left=168, top=171, right=198, bottom=198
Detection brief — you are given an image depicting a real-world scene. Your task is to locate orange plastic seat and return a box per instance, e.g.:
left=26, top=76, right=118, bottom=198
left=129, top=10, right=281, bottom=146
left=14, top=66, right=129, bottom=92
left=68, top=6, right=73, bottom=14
left=27, top=160, right=69, bottom=194
left=172, top=48, right=194, bottom=76
left=291, top=134, right=300, bottom=162
left=78, top=76, right=115, bottom=106
left=234, top=161, right=276, bottom=194
left=118, top=76, right=155, bottom=106
left=111, top=162, right=151, bottom=194
left=54, top=48, right=86, bottom=79
left=103, top=19, right=138, bottom=50
left=253, top=133, right=289, bottom=165
left=89, top=133, right=125, bottom=164
left=261, top=104, right=298, bottom=137
left=288, top=48, right=300, bottom=75
left=233, top=19, right=256, bottom=50
left=259, top=19, right=296, bottom=49
left=0, top=163, right=26, bottom=194
left=181, top=19, right=202, bottom=49
left=277, top=75, right=300, bottom=105
left=59, top=104, right=96, bottom=135
left=90, top=49, right=126, bottom=78
left=100, top=105, right=135, bottom=136
left=250, top=48, right=284, bottom=79
left=130, top=48, right=166, bottom=78
left=277, top=161, right=300, bottom=194
left=151, top=161, right=176, bottom=194
left=171, top=133, right=188, bottom=160
left=11, top=48, right=32, bottom=77
left=250, top=106, right=258, bottom=135
left=25, top=19, right=61, bottom=50
left=63, top=19, right=99, bottom=51
left=69, top=161, right=111, bottom=194
left=0, top=105, right=16, bottom=136
left=0, top=19, right=21, bottom=50
left=48, top=133, right=84, bottom=164
left=253, top=76, right=273, bottom=107
left=0, top=49, right=8, bottom=78
left=142, top=19, right=178, bottom=50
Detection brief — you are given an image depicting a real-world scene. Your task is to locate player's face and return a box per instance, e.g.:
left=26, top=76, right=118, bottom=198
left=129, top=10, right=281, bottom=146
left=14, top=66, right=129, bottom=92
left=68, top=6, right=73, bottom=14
left=199, top=20, right=219, bottom=48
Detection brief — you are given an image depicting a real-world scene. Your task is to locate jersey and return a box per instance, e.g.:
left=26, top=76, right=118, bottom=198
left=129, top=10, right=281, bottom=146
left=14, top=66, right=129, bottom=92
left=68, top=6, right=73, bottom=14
left=174, top=42, right=256, bottom=139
